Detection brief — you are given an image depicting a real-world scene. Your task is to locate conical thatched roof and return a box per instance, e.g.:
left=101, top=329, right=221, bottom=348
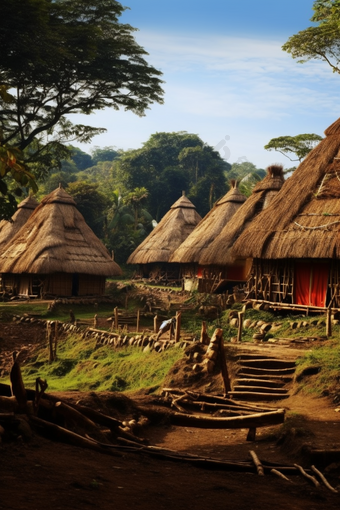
left=233, top=118, right=340, bottom=260
left=199, top=165, right=285, bottom=266
left=127, top=194, right=202, bottom=264
left=0, top=187, right=122, bottom=276
left=0, top=195, right=39, bottom=253
left=170, top=181, right=246, bottom=263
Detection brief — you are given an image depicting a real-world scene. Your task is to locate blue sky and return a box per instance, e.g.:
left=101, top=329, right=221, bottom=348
left=75, top=0, right=340, bottom=169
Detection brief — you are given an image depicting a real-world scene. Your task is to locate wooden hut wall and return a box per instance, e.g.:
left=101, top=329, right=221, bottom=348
left=43, top=274, right=73, bottom=297
left=78, top=275, right=106, bottom=296
left=247, top=259, right=340, bottom=308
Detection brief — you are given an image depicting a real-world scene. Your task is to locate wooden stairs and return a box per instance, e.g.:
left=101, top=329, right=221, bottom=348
left=229, top=353, right=297, bottom=402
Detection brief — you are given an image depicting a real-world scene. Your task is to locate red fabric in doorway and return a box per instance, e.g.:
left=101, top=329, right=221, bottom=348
left=294, top=262, right=329, bottom=307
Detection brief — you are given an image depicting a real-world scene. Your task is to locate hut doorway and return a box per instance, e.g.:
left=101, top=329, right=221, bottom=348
left=294, top=261, right=329, bottom=307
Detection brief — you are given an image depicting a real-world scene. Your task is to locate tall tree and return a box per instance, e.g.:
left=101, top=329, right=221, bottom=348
left=283, top=0, right=340, bottom=74
left=0, top=0, right=163, bottom=217
left=264, top=134, right=323, bottom=162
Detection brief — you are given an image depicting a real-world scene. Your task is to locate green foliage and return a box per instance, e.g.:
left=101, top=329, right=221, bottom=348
left=264, top=134, right=323, bottom=162
left=115, top=132, right=229, bottom=219
left=0, top=0, right=163, bottom=209
left=227, top=162, right=265, bottom=197
left=66, top=181, right=110, bottom=237
left=283, top=0, right=340, bottom=74
left=15, top=335, right=184, bottom=393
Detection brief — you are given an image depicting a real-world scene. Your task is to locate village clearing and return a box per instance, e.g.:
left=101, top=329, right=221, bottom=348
left=1, top=283, right=340, bottom=509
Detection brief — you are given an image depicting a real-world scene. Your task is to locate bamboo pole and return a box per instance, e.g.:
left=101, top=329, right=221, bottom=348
left=175, top=311, right=181, bottom=343
left=114, top=307, right=118, bottom=330
left=54, top=321, right=59, bottom=360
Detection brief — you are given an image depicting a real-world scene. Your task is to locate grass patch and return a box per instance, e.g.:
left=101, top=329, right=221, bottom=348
left=3, top=333, right=185, bottom=394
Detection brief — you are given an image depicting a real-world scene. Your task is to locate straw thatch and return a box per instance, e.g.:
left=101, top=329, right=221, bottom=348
left=0, top=196, right=39, bottom=253
left=232, top=118, right=340, bottom=260
left=127, top=193, right=202, bottom=265
left=199, top=165, right=285, bottom=266
left=0, top=186, right=122, bottom=277
left=170, top=181, right=246, bottom=264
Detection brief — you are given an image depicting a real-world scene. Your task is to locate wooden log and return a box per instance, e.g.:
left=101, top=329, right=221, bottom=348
left=246, top=427, right=256, bottom=441
left=54, top=401, right=100, bottom=431
left=136, top=406, right=285, bottom=429
left=311, top=465, right=338, bottom=493
left=294, top=464, right=320, bottom=487
left=29, top=415, right=121, bottom=455
left=249, top=450, right=264, bottom=475
left=87, top=328, right=119, bottom=337
left=270, top=468, right=291, bottom=482
left=154, top=314, right=158, bottom=333
left=71, top=403, right=123, bottom=430
left=326, top=307, right=332, bottom=338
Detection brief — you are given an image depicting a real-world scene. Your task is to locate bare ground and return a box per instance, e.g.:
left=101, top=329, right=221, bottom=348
left=1, top=321, right=340, bottom=509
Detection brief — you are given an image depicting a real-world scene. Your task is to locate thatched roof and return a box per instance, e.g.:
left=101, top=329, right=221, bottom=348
left=170, top=181, right=246, bottom=263
left=0, top=187, right=122, bottom=276
left=233, top=118, right=340, bottom=260
left=0, top=196, right=39, bottom=253
left=199, top=165, right=285, bottom=266
left=127, top=193, right=202, bottom=264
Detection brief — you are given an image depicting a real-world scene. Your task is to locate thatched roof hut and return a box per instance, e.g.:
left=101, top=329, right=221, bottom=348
left=199, top=165, right=285, bottom=267
left=0, top=186, right=121, bottom=297
left=127, top=193, right=202, bottom=280
left=233, top=118, right=340, bottom=260
left=0, top=196, right=39, bottom=252
left=170, top=181, right=246, bottom=264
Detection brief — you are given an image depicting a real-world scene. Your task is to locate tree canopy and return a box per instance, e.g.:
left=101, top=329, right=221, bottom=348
left=0, top=0, right=163, bottom=218
left=264, top=134, right=323, bottom=162
left=282, top=0, right=340, bottom=74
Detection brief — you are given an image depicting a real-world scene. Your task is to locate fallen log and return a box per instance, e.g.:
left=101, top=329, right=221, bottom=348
left=311, top=465, right=338, bottom=493
left=136, top=405, right=285, bottom=429
left=249, top=450, right=264, bottom=476
left=270, top=468, right=291, bottom=482
left=29, top=415, right=121, bottom=456
left=294, top=463, right=320, bottom=487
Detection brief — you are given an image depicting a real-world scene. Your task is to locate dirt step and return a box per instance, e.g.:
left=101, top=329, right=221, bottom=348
left=232, top=385, right=289, bottom=395
left=237, top=365, right=296, bottom=376
left=235, top=378, right=287, bottom=388
left=228, top=391, right=289, bottom=401
left=236, top=353, right=298, bottom=362
left=240, top=359, right=296, bottom=369
left=236, top=369, right=293, bottom=382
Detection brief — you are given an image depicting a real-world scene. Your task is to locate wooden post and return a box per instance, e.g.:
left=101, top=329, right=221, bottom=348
left=114, top=307, right=118, bottom=330
left=169, top=322, right=173, bottom=341
left=154, top=314, right=158, bottom=333
left=94, top=314, right=98, bottom=328
left=175, top=311, right=181, bottom=343
left=136, top=309, right=140, bottom=333
left=200, top=321, right=209, bottom=345
left=54, top=320, right=59, bottom=360
left=237, top=311, right=244, bottom=343
left=218, top=331, right=231, bottom=395
left=47, top=321, right=53, bottom=362
left=326, top=307, right=332, bottom=338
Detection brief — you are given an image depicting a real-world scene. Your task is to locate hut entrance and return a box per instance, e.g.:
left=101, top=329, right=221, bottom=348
left=72, top=273, right=79, bottom=297
left=294, top=261, right=329, bottom=307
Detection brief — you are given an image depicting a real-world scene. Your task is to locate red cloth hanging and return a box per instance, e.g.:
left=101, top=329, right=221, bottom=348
left=294, top=262, right=329, bottom=307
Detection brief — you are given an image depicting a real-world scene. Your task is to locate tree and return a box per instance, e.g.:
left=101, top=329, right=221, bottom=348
left=115, top=132, right=229, bottom=219
left=91, top=147, right=120, bottom=166
left=264, top=134, right=323, bottom=162
left=66, top=181, right=109, bottom=238
left=0, top=0, right=163, bottom=213
left=282, top=0, right=340, bottom=74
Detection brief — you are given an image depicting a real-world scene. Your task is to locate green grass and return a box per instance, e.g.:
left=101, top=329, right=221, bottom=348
left=295, top=341, right=340, bottom=396
left=5, top=333, right=185, bottom=394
